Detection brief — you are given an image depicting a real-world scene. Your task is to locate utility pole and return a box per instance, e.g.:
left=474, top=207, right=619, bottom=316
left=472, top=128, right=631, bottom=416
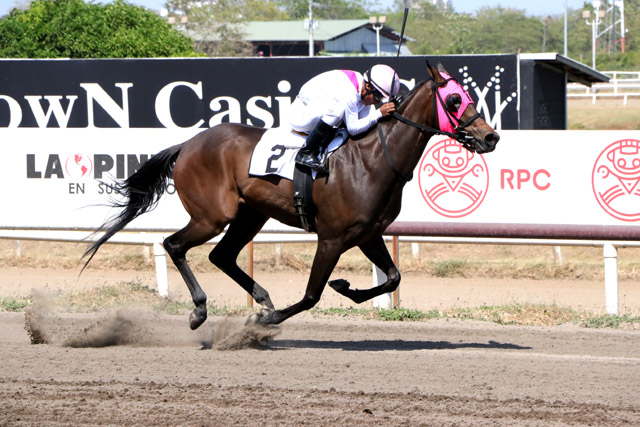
left=308, top=0, right=314, bottom=57
left=583, top=1, right=604, bottom=69
left=611, top=0, right=617, bottom=53
left=306, top=0, right=321, bottom=56
left=369, top=16, right=386, bottom=56
left=564, top=0, right=568, bottom=56
left=542, top=17, right=550, bottom=53
left=617, top=0, right=626, bottom=53
left=584, top=0, right=627, bottom=66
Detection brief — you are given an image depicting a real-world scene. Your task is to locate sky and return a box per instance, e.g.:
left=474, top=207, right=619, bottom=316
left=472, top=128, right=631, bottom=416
left=0, top=0, right=589, bottom=18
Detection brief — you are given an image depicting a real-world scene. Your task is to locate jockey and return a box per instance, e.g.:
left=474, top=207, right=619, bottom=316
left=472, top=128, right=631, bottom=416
left=289, top=64, right=400, bottom=170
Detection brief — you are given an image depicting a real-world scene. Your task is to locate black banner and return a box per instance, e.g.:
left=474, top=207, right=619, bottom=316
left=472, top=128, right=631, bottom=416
left=0, top=55, right=519, bottom=129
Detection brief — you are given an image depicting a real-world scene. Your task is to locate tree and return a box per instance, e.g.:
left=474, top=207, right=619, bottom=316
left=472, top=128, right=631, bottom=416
left=3, top=0, right=30, bottom=14
left=0, top=0, right=198, bottom=58
left=164, top=0, right=257, bottom=56
left=620, top=0, right=639, bottom=54
left=239, top=0, right=290, bottom=20
left=275, top=0, right=371, bottom=20
left=398, top=2, right=475, bottom=55
left=541, top=2, right=639, bottom=70
left=472, top=7, right=543, bottom=54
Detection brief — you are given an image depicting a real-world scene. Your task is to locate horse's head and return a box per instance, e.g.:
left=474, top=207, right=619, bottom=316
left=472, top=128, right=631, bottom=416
left=426, top=61, right=500, bottom=154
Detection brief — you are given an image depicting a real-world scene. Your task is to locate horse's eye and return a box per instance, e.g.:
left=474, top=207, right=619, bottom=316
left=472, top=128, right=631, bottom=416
left=445, top=93, right=462, bottom=113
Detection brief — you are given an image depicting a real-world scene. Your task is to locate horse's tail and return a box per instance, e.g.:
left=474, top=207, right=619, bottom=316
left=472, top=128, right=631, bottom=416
left=82, top=143, right=183, bottom=271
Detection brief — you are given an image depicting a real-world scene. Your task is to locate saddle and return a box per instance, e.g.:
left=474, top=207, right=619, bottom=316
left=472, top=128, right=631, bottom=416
left=247, top=126, right=347, bottom=232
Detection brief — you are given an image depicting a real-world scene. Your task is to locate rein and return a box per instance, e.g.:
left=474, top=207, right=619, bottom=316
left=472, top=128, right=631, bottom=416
left=377, top=125, right=413, bottom=182
left=376, top=73, right=482, bottom=182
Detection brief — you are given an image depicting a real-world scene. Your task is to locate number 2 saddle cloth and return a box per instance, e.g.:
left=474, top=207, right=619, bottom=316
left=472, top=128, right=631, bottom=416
left=248, top=127, right=348, bottom=180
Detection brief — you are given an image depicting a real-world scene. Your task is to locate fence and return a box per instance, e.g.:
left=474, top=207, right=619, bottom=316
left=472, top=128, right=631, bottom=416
left=568, top=71, right=640, bottom=105
left=2, top=223, right=639, bottom=315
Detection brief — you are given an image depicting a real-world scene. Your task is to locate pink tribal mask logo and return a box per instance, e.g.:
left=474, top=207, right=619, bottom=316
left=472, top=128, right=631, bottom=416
left=592, top=139, right=640, bottom=221
left=418, top=138, right=489, bottom=218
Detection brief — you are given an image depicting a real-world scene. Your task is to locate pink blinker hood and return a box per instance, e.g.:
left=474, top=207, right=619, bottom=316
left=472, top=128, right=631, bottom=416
left=436, top=72, right=475, bottom=134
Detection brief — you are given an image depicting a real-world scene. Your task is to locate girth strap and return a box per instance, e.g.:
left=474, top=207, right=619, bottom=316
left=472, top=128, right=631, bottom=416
left=293, top=164, right=317, bottom=232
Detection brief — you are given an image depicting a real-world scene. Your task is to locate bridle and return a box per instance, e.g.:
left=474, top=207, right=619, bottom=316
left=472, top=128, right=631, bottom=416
left=392, top=74, right=482, bottom=152
left=376, top=70, right=483, bottom=182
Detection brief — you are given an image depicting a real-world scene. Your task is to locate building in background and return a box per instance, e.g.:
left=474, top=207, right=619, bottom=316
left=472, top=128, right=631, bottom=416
left=189, top=20, right=412, bottom=57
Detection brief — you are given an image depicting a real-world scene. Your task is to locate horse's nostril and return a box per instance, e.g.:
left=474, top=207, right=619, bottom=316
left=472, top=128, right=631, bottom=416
left=485, top=133, right=500, bottom=145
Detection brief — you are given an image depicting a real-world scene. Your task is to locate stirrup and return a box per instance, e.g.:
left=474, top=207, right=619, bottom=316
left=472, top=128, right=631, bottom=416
left=295, top=151, right=323, bottom=170
left=317, top=152, right=330, bottom=175
left=298, top=155, right=329, bottom=174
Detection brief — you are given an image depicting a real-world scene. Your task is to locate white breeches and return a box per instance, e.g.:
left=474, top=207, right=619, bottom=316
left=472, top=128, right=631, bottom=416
left=288, top=97, right=342, bottom=133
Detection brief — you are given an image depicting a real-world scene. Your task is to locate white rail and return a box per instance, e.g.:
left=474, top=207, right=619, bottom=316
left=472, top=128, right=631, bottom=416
left=2, top=228, right=638, bottom=315
left=568, top=71, right=640, bottom=105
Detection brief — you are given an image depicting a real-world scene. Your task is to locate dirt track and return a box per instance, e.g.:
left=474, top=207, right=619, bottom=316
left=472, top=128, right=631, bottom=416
left=1, top=265, right=640, bottom=425
left=2, top=307, right=640, bottom=426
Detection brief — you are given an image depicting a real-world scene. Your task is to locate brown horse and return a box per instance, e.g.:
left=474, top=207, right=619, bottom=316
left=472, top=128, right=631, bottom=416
left=84, top=62, right=499, bottom=328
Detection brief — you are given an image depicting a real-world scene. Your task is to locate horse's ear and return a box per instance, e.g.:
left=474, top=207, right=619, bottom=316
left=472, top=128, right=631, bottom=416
left=425, top=60, right=441, bottom=80
left=437, top=62, right=449, bottom=76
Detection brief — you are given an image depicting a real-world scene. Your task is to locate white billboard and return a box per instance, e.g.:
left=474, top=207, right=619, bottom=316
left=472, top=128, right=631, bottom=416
left=2, top=129, right=639, bottom=230
left=399, top=130, right=640, bottom=226
left=2, top=129, right=198, bottom=229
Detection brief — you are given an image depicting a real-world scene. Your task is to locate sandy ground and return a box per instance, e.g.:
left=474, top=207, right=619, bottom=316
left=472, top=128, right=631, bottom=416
left=1, top=267, right=640, bottom=425
left=1, top=309, right=640, bottom=426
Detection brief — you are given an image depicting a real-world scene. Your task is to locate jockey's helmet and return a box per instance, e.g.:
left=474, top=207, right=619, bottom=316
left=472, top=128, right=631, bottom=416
left=364, top=64, right=400, bottom=99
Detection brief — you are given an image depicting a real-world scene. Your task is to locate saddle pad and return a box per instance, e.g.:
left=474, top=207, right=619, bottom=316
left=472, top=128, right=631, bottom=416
left=249, top=127, right=347, bottom=180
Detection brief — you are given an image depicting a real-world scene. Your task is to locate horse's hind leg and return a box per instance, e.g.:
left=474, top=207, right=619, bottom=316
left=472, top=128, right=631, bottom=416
left=329, top=235, right=400, bottom=304
left=163, top=221, right=218, bottom=330
left=209, top=205, right=274, bottom=310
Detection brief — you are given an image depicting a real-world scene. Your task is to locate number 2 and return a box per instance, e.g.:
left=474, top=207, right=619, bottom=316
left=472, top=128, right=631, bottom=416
left=266, top=145, right=287, bottom=173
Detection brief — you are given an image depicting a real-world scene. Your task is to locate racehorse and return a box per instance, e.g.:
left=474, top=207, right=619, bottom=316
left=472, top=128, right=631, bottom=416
left=83, top=61, right=500, bottom=329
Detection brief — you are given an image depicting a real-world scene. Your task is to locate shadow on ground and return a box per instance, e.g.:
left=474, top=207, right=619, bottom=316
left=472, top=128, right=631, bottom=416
left=269, top=339, right=532, bottom=351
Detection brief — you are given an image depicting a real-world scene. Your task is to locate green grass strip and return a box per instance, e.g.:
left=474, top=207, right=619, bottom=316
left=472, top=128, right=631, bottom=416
left=3, top=284, right=640, bottom=329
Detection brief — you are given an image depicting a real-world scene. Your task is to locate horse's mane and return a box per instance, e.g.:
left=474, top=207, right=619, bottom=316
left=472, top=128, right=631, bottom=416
left=395, top=79, right=427, bottom=110
left=348, top=80, right=429, bottom=142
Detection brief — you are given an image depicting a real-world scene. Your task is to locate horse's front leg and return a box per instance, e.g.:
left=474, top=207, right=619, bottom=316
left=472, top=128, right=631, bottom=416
left=329, top=235, right=400, bottom=304
left=251, top=238, right=343, bottom=325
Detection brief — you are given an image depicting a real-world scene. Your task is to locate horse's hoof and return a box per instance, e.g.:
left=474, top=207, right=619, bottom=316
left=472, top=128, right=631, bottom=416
left=189, top=308, right=207, bottom=330
left=245, top=308, right=273, bottom=326
left=329, top=279, right=350, bottom=293
left=245, top=312, right=261, bottom=325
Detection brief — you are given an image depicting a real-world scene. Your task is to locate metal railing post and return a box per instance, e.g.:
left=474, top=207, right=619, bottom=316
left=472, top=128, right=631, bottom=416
left=373, top=236, right=400, bottom=309
left=372, top=265, right=392, bottom=309
left=603, top=243, right=619, bottom=315
left=392, top=236, right=399, bottom=308
left=247, top=241, right=254, bottom=308
left=153, top=241, right=169, bottom=297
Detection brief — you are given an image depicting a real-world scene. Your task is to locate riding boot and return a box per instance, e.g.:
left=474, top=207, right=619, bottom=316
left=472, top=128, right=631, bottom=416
left=296, top=120, right=336, bottom=171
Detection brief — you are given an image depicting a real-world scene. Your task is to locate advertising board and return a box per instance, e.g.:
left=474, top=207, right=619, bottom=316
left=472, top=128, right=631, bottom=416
left=0, top=56, right=519, bottom=130
left=2, top=57, right=635, bottom=231
left=399, top=131, right=640, bottom=226
left=2, top=129, right=639, bottom=229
